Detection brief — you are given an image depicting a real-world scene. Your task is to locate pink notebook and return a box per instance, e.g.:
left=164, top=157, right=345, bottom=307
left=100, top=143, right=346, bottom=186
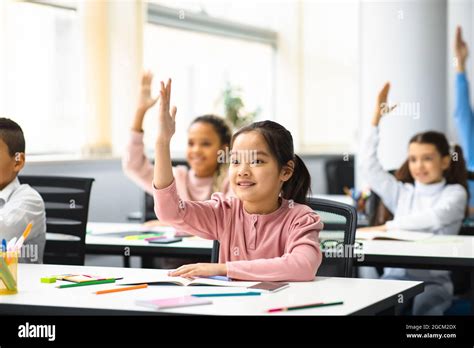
left=136, top=296, right=212, bottom=310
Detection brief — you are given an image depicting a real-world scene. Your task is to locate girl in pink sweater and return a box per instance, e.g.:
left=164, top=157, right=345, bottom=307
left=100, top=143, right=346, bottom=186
left=122, top=72, right=233, bottom=204
left=153, top=79, right=323, bottom=281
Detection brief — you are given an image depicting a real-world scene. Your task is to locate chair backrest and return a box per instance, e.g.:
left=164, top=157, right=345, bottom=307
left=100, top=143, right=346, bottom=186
left=451, top=171, right=474, bottom=295
left=211, top=240, right=220, bottom=263
left=211, top=198, right=358, bottom=278
left=143, top=160, right=189, bottom=222
left=468, top=171, right=474, bottom=181
left=18, top=175, right=94, bottom=265
left=324, top=156, right=354, bottom=195
left=308, top=197, right=357, bottom=278
left=365, top=169, right=396, bottom=226
left=461, top=171, right=474, bottom=236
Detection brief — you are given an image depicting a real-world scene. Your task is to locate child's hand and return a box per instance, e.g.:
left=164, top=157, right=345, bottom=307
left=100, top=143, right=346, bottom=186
left=157, top=78, right=177, bottom=143
left=137, top=71, right=159, bottom=112
left=455, top=26, right=468, bottom=72
left=168, top=263, right=227, bottom=278
left=372, top=82, right=397, bottom=126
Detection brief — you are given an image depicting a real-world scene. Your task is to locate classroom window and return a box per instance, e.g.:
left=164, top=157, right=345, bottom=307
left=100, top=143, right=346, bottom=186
left=0, top=1, right=82, bottom=155
left=300, top=1, right=360, bottom=153
left=143, top=2, right=276, bottom=156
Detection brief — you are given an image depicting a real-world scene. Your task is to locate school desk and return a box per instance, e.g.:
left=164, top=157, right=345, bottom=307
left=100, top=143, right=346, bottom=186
left=82, top=223, right=474, bottom=310
left=0, top=264, right=423, bottom=315
left=353, top=235, right=474, bottom=311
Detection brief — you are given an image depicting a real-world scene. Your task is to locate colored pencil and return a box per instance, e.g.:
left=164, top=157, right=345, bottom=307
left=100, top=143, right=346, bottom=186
left=56, top=279, right=116, bottom=289
left=94, top=283, right=148, bottom=295
left=267, top=301, right=344, bottom=313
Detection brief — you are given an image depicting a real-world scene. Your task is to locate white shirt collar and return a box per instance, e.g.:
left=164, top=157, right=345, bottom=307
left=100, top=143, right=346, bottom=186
left=414, top=178, right=447, bottom=195
left=0, top=177, right=20, bottom=203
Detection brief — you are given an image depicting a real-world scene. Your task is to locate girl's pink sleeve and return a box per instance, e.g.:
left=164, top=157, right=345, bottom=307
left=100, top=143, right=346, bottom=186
left=153, top=180, right=232, bottom=240
left=122, top=131, right=155, bottom=195
left=226, top=213, right=323, bottom=281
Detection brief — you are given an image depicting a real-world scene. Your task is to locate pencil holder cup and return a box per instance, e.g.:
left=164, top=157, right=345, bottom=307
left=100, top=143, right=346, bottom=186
left=0, top=251, right=19, bottom=295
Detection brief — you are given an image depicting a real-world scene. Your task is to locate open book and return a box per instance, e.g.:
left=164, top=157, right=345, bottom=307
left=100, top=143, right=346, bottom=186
left=117, top=275, right=258, bottom=288
left=356, top=230, right=434, bottom=241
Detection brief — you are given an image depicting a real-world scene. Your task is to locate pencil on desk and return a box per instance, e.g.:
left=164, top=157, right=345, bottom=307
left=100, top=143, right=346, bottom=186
left=94, top=283, right=148, bottom=295
left=267, top=301, right=344, bottom=313
left=192, top=291, right=261, bottom=297
left=56, top=279, right=116, bottom=289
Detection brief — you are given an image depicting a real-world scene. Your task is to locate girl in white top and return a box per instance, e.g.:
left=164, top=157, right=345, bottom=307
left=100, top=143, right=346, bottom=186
left=359, top=82, right=469, bottom=315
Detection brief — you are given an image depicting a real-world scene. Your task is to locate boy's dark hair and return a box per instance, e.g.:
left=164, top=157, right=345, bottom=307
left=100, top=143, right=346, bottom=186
left=0, top=118, right=25, bottom=157
left=232, top=120, right=312, bottom=205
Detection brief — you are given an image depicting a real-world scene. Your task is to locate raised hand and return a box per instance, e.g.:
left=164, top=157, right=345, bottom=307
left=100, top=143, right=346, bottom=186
left=372, top=82, right=397, bottom=126
left=153, top=78, right=177, bottom=189
left=138, top=71, right=159, bottom=112
left=455, top=26, right=469, bottom=72
left=157, top=79, right=177, bottom=144
left=132, top=71, right=160, bottom=132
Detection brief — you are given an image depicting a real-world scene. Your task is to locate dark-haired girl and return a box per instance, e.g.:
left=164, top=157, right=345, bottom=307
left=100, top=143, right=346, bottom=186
left=122, top=71, right=233, bottom=205
left=153, top=79, right=323, bottom=281
left=359, top=82, right=469, bottom=315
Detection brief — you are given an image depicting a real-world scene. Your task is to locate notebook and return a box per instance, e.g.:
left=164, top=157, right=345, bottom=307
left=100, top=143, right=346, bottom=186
left=117, top=275, right=258, bottom=288
left=356, top=230, right=434, bottom=241
left=136, top=296, right=212, bottom=310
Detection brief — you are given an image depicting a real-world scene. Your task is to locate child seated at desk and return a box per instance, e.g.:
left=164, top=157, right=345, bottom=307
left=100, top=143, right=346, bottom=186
left=0, top=118, right=46, bottom=263
left=359, top=83, right=469, bottom=315
left=122, top=71, right=234, bottom=215
left=152, top=79, right=323, bottom=281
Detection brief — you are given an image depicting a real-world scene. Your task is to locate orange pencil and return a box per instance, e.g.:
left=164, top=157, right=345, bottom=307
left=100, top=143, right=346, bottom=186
left=6, top=222, right=32, bottom=264
left=94, top=283, right=148, bottom=295
left=22, top=222, right=33, bottom=239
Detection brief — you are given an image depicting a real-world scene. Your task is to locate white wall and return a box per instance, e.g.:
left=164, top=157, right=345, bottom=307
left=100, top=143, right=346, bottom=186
left=359, top=0, right=448, bottom=173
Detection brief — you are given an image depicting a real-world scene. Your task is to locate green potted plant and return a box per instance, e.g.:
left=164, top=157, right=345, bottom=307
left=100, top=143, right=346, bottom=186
left=218, top=82, right=261, bottom=129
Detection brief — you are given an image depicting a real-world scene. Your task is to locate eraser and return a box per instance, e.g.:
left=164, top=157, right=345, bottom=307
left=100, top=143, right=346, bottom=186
left=41, top=277, right=57, bottom=283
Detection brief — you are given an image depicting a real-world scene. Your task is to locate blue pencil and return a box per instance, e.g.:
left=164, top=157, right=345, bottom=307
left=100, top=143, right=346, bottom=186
left=192, top=291, right=261, bottom=297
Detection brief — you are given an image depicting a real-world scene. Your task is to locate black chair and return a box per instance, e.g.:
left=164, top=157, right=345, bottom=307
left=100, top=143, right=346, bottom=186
left=362, top=169, right=398, bottom=227
left=450, top=171, right=474, bottom=302
left=211, top=240, right=219, bottom=263
left=211, top=198, right=358, bottom=278
left=19, top=175, right=94, bottom=265
left=308, top=198, right=357, bottom=277
left=325, top=156, right=354, bottom=195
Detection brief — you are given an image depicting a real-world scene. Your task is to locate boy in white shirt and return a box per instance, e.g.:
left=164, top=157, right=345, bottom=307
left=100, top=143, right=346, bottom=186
left=0, top=118, right=46, bottom=263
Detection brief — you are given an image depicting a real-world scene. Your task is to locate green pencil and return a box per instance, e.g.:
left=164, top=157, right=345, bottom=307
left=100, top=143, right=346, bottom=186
left=56, top=278, right=116, bottom=289
left=267, top=301, right=344, bottom=313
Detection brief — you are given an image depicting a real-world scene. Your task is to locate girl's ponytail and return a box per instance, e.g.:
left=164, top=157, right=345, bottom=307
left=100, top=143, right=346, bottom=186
left=282, top=154, right=312, bottom=204
left=446, top=144, right=469, bottom=216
